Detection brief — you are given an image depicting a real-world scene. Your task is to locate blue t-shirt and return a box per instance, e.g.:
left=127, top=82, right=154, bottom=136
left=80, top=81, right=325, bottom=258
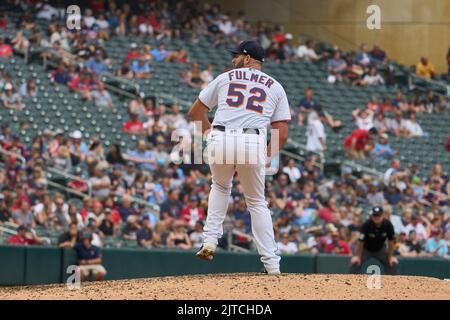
left=372, top=143, right=393, bottom=159
left=74, top=243, right=101, bottom=261
left=425, top=238, right=448, bottom=256
left=136, top=228, right=153, bottom=245
left=146, top=183, right=164, bottom=204
left=128, top=149, right=156, bottom=171
left=151, top=49, right=168, bottom=62
left=298, top=98, right=317, bottom=110
left=232, top=208, right=252, bottom=233
left=86, top=58, right=107, bottom=74
left=131, top=60, right=151, bottom=73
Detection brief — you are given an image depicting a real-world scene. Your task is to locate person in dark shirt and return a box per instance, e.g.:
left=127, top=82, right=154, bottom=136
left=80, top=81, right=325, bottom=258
left=74, top=232, right=107, bottom=281
left=160, top=189, right=184, bottom=220
left=58, top=223, right=81, bottom=248
left=136, top=217, right=154, bottom=247
left=0, top=193, right=11, bottom=224
left=349, top=206, right=398, bottom=275
left=98, top=209, right=115, bottom=236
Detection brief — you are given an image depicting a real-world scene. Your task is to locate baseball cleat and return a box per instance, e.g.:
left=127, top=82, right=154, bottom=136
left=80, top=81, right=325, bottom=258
left=196, top=243, right=216, bottom=261
left=262, top=268, right=281, bottom=275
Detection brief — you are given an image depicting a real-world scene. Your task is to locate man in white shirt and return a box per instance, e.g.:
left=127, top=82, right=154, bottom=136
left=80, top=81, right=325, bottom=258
left=306, top=110, right=326, bottom=153
left=404, top=112, right=424, bottom=137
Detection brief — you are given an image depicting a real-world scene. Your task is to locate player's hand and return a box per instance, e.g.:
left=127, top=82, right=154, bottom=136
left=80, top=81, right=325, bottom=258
left=351, top=256, right=361, bottom=265
left=388, top=256, right=399, bottom=266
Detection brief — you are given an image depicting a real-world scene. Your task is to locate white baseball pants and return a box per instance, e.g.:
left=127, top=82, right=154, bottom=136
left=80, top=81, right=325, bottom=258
left=203, top=128, right=280, bottom=273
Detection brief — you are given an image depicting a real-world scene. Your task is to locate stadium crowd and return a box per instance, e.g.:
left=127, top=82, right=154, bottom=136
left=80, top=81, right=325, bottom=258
left=0, top=0, right=448, bottom=260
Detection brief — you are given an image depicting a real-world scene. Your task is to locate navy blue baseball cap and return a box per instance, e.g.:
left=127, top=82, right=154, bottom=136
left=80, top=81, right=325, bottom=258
left=228, top=40, right=265, bottom=62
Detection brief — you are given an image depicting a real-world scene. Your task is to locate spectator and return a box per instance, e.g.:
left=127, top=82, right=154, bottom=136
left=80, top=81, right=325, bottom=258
left=117, top=195, right=136, bottom=222
left=7, top=224, right=43, bottom=245
left=403, top=214, right=428, bottom=240
left=190, top=220, right=204, bottom=249
left=51, top=63, right=72, bottom=85
left=404, top=112, right=424, bottom=137
left=131, top=58, right=152, bottom=78
left=124, top=140, right=157, bottom=172
left=19, top=79, right=38, bottom=98
left=354, top=43, right=372, bottom=67
left=0, top=37, right=13, bottom=57
left=277, top=232, right=298, bottom=254
left=201, top=64, right=214, bottom=85
left=86, top=52, right=108, bottom=75
left=122, top=214, right=141, bottom=241
left=388, top=110, right=410, bottom=136
left=128, top=95, right=145, bottom=116
left=366, top=182, right=384, bottom=207
left=91, top=82, right=113, bottom=109
left=52, top=194, right=70, bottom=230
left=425, top=229, right=448, bottom=257
left=416, top=57, right=435, bottom=79
left=391, top=90, right=409, bottom=111
left=325, top=230, right=352, bottom=255
left=122, top=112, right=144, bottom=134
left=125, top=43, right=140, bottom=63
left=51, top=145, right=72, bottom=173
left=106, top=143, right=126, bottom=166
left=357, top=66, right=385, bottom=86
left=166, top=220, right=192, bottom=250
left=296, top=39, right=325, bottom=61
left=369, top=44, right=387, bottom=63
left=327, top=51, right=347, bottom=82
left=89, top=163, right=111, bottom=200
left=404, top=230, right=424, bottom=256
left=58, top=222, right=81, bottom=248
left=373, top=112, right=389, bottom=134
left=232, top=195, right=252, bottom=233
left=151, top=43, right=170, bottom=62
left=343, top=54, right=364, bottom=84
left=69, top=71, right=92, bottom=100
left=160, top=189, right=183, bottom=220
left=117, top=60, right=134, bottom=79
left=180, top=195, right=205, bottom=229
left=2, top=83, right=25, bottom=110
left=282, top=159, right=302, bottom=183
left=0, top=193, right=12, bottom=225
left=69, top=130, right=89, bottom=166
left=98, top=208, right=117, bottom=237
left=353, top=108, right=374, bottom=131
left=343, top=127, right=378, bottom=159
left=421, top=90, right=440, bottom=113
left=74, top=232, right=107, bottom=281
left=371, top=133, right=394, bottom=160
left=136, top=216, right=155, bottom=247
left=12, top=200, right=35, bottom=227
left=185, top=63, right=205, bottom=89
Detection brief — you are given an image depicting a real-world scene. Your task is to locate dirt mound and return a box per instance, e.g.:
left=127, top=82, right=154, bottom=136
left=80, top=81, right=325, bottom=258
left=0, top=274, right=449, bottom=300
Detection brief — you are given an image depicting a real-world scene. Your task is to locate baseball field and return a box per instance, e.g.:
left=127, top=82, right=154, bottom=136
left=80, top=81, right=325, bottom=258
left=0, top=274, right=449, bottom=300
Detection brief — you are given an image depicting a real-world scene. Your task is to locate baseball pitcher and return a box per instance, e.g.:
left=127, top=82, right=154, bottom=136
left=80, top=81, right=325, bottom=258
left=187, top=40, right=291, bottom=274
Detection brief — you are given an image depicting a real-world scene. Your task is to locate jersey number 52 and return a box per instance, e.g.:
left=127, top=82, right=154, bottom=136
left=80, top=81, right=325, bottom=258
left=226, top=83, right=266, bottom=113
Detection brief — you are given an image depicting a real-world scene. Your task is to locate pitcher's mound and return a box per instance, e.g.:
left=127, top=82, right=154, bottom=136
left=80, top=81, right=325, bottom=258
left=1, top=274, right=449, bottom=300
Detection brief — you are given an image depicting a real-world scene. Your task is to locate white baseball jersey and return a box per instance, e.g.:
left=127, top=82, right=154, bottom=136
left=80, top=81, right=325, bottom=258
left=198, top=67, right=291, bottom=128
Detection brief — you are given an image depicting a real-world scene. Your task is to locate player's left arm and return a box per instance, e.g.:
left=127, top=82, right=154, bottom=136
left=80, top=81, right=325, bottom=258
left=187, top=98, right=211, bottom=134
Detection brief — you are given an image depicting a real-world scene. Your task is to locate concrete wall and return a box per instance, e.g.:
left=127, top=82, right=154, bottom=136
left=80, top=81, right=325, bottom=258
left=218, top=0, right=450, bottom=73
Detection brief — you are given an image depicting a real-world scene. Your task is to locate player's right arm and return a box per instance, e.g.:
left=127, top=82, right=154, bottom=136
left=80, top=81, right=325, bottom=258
left=187, top=73, right=223, bottom=134
left=187, top=98, right=211, bottom=134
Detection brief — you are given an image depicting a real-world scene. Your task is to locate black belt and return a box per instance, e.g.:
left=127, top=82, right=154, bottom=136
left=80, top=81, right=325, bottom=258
left=213, top=125, right=260, bottom=135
